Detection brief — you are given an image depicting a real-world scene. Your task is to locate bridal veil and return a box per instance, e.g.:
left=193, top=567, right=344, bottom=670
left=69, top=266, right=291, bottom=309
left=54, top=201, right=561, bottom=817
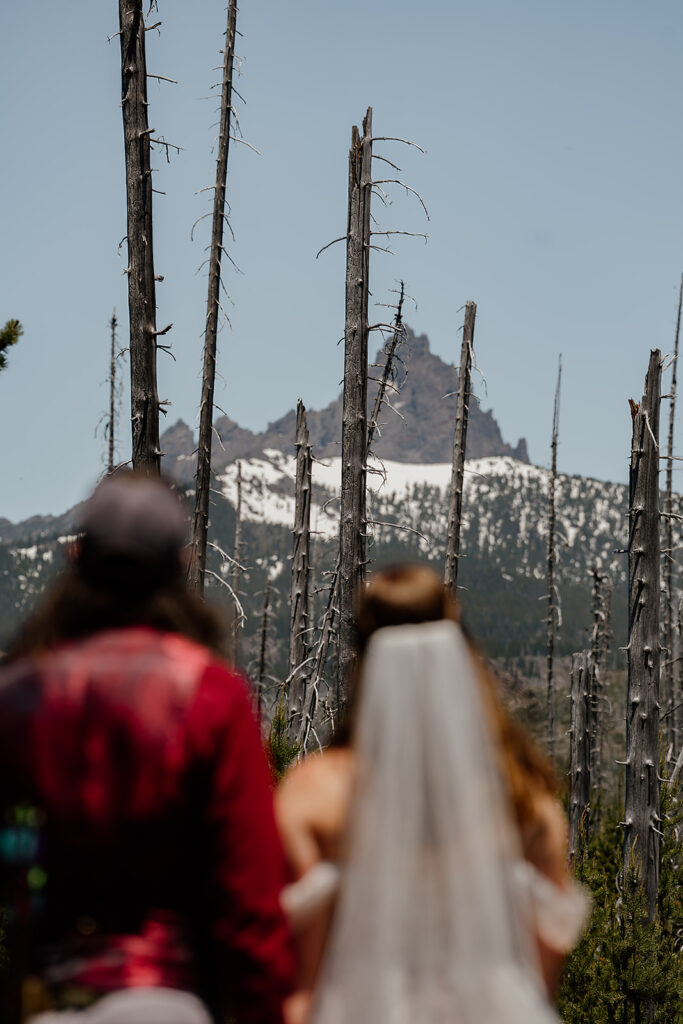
left=310, top=620, right=560, bottom=1024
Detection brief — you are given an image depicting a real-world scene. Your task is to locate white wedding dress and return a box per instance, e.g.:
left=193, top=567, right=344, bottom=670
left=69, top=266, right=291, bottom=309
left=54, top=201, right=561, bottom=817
left=285, top=621, right=585, bottom=1024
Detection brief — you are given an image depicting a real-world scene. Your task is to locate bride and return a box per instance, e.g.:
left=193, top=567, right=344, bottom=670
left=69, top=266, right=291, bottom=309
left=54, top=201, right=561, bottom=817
left=276, top=565, right=588, bottom=1024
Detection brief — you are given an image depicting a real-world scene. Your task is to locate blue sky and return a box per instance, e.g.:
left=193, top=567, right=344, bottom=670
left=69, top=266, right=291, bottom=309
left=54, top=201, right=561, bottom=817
left=2, top=1, right=683, bottom=520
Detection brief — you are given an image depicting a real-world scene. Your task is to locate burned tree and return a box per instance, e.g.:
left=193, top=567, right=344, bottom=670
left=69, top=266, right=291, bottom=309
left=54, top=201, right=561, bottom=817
left=546, top=356, right=562, bottom=759
left=677, top=596, right=683, bottom=748
left=367, top=282, right=406, bottom=450
left=188, top=0, right=238, bottom=591
left=306, top=119, right=425, bottom=734
left=288, top=400, right=312, bottom=735
left=296, top=289, right=407, bottom=752
left=256, top=576, right=271, bottom=727
left=107, top=311, right=118, bottom=474
left=589, top=568, right=612, bottom=820
left=624, top=349, right=662, bottom=922
left=569, top=650, right=592, bottom=864
left=338, top=108, right=373, bottom=693
left=444, top=301, right=476, bottom=591
left=663, top=275, right=683, bottom=751
left=118, top=0, right=165, bottom=473
left=230, top=460, right=243, bottom=663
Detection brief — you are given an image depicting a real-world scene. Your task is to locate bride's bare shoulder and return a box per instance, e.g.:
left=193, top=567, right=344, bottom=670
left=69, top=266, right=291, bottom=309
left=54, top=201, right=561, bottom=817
left=280, top=746, right=354, bottom=790
left=276, top=748, right=355, bottom=877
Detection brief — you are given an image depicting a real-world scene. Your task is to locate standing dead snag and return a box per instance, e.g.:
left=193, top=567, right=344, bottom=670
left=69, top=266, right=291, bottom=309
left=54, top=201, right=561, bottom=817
left=625, top=349, right=662, bottom=922
left=188, top=0, right=238, bottom=591
left=546, top=356, right=562, bottom=759
left=589, top=568, right=611, bottom=824
left=118, top=0, right=162, bottom=473
left=256, top=576, right=271, bottom=727
left=569, top=650, right=592, bottom=865
left=678, top=597, right=683, bottom=751
left=288, top=400, right=312, bottom=736
left=230, top=461, right=243, bottom=663
left=107, top=311, right=118, bottom=474
left=663, top=275, right=683, bottom=751
left=444, top=301, right=476, bottom=592
left=339, top=108, right=373, bottom=695
left=296, top=289, right=407, bottom=753
left=367, top=282, right=406, bottom=451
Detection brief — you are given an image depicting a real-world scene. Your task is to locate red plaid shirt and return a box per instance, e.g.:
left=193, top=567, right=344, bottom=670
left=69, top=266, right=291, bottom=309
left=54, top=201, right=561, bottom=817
left=0, top=627, right=294, bottom=1023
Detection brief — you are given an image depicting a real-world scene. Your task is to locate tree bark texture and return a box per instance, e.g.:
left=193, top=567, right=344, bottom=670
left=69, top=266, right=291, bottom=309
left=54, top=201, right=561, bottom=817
left=589, top=569, right=611, bottom=823
left=338, top=108, right=372, bottom=695
left=663, top=275, right=682, bottom=750
left=256, top=576, right=271, bottom=727
left=188, top=0, right=238, bottom=591
left=546, top=356, right=562, bottom=759
left=569, top=650, right=592, bottom=865
left=108, top=311, right=118, bottom=474
left=303, top=271, right=404, bottom=747
left=444, top=301, right=476, bottom=591
left=119, top=0, right=160, bottom=473
left=678, top=596, right=683, bottom=753
left=297, top=289, right=406, bottom=751
left=297, top=571, right=339, bottom=752
left=367, top=282, right=406, bottom=452
left=231, top=460, right=243, bottom=664
left=288, top=400, right=312, bottom=735
left=625, top=348, right=662, bottom=922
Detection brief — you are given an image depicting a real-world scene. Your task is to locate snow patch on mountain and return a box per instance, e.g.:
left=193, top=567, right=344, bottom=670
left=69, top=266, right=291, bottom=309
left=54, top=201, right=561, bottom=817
left=214, top=449, right=630, bottom=598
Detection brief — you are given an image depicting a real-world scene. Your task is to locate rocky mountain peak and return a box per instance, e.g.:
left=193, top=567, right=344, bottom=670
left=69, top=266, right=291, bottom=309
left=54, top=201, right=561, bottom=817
left=162, top=326, right=528, bottom=481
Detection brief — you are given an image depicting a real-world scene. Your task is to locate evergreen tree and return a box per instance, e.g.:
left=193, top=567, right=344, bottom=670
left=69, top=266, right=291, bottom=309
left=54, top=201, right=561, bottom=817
left=267, top=701, right=300, bottom=781
left=559, top=790, right=682, bottom=1023
left=0, top=320, right=23, bottom=372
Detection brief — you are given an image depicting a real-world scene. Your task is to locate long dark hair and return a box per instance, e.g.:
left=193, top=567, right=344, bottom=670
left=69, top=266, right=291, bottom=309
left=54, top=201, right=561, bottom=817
left=6, top=559, right=229, bottom=662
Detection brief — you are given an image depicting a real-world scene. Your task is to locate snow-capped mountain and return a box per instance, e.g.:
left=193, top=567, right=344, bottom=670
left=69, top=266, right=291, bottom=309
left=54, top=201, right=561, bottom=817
left=216, top=449, right=627, bottom=579
left=161, top=325, right=528, bottom=481
left=0, top=325, right=645, bottom=665
left=0, top=450, right=634, bottom=664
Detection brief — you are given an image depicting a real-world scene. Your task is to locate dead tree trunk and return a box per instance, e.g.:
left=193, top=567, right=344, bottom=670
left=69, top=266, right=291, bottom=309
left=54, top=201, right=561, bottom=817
left=588, top=571, right=604, bottom=780
left=256, top=576, right=271, bottom=727
left=677, top=596, right=683, bottom=749
left=546, top=356, right=562, bottom=759
left=367, top=282, right=406, bottom=451
left=288, top=400, right=312, bottom=734
left=108, top=311, right=118, bottom=474
left=230, top=460, right=243, bottom=663
left=444, top=301, right=476, bottom=591
left=118, top=0, right=161, bottom=473
left=663, top=275, right=683, bottom=751
left=569, top=650, right=592, bottom=865
left=296, top=572, right=338, bottom=751
left=625, top=349, right=662, bottom=922
left=338, top=107, right=372, bottom=695
left=589, top=570, right=612, bottom=825
left=188, top=0, right=238, bottom=591
left=298, top=283, right=406, bottom=750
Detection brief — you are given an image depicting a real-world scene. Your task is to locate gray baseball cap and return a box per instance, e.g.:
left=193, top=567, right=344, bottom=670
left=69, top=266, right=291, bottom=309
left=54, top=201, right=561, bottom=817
left=79, top=472, right=188, bottom=566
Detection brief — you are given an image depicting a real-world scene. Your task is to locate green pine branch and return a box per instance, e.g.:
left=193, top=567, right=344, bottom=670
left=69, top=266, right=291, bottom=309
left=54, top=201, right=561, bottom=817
left=0, top=319, right=23, bottom=372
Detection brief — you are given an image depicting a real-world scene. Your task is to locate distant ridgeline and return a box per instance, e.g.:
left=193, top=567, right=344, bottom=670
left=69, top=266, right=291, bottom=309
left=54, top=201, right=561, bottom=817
left=0, top=327, right=650, bottom=684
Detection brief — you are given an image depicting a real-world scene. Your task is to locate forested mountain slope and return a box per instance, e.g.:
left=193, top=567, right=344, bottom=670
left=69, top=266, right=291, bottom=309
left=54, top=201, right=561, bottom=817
left=0, top=455, right=635, bottom=670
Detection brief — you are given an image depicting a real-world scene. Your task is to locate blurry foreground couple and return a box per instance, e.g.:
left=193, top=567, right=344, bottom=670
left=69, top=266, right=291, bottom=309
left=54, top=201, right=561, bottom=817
left=0, top=472, right=587, bottom=1024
